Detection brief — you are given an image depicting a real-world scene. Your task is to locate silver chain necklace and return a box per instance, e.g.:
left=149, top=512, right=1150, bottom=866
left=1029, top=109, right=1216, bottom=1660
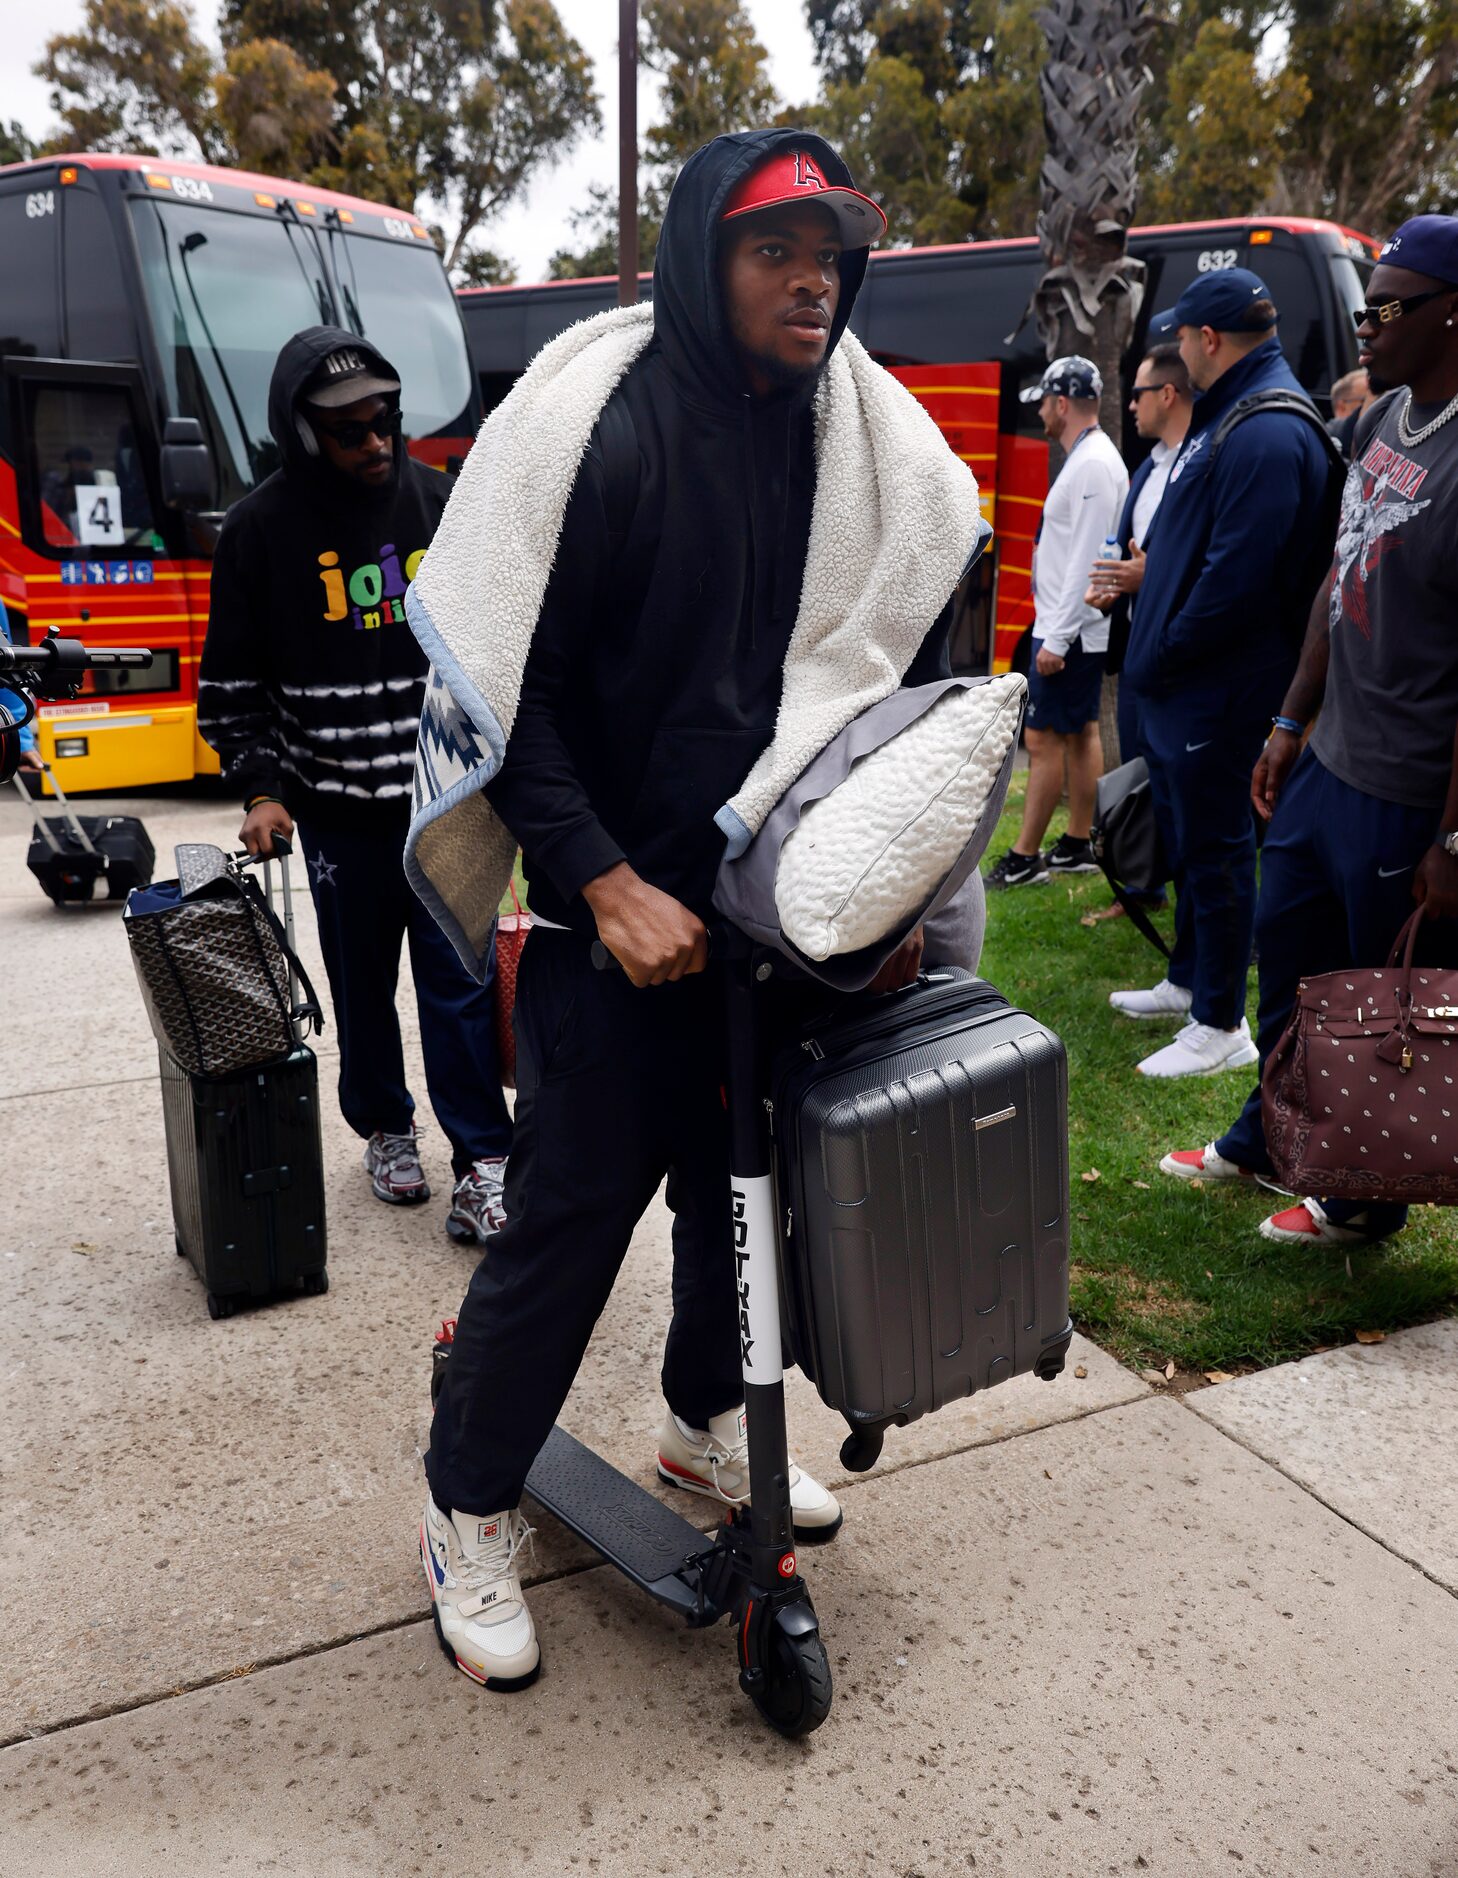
left=1397, top=386, right=1458, bottom=448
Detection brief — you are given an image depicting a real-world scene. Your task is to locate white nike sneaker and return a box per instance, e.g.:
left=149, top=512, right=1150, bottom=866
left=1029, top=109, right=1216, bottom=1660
left=1109, top=978, right=1194, bottom=1021
left=656, top=1405, right=843, bottom=1542
left=420, top=1495, right=540, bottom=1691
left=1137, top=1018, right=1259, bottom=1079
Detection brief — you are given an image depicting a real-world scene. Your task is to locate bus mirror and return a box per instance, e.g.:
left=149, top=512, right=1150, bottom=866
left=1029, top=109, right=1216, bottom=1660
left=160, top=418, right=212, bottom=510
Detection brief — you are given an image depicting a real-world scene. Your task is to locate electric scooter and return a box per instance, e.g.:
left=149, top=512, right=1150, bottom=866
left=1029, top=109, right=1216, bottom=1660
left=431, top=927, right=834, bottom=1737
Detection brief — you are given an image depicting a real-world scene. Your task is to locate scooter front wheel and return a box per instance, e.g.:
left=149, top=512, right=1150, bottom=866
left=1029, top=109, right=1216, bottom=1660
left=743, top=1608, right=833, bottom=1737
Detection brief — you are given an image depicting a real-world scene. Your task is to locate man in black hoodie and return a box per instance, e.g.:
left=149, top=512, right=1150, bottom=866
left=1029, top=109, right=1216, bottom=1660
left=198, top=328, right=513, bottom=1243
left=421, top=134, right=959, bottom=1695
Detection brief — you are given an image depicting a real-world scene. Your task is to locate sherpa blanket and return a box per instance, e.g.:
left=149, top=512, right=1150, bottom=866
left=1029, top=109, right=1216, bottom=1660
left=404, top=301, right=982, bottom=977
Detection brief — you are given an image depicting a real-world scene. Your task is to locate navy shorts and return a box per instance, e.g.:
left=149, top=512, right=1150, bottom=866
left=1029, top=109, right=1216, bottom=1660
left=1026, top=636, right=1105, bottom=735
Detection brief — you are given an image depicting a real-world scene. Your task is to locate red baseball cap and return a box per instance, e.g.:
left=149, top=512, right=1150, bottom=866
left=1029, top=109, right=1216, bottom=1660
left=721, top=150, right=887, bottom=250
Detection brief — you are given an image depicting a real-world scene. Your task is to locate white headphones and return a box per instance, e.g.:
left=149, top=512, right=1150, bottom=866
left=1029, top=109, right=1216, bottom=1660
left=295, top=410, right=320, bottom=458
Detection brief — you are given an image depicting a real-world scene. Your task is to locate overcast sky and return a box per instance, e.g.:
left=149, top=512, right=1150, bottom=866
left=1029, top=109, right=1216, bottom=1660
left=0, top=0, right=823, bottom=281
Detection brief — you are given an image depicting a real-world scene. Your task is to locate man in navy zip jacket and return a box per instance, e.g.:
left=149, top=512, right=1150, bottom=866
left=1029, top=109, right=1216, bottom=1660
left=1119, top=270, right=1332, bottom=1078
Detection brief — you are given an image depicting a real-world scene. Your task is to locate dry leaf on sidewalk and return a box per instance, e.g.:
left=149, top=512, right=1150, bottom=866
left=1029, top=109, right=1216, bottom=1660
left=1354, top=1329, right=1386, bottom=1345
left=1140, top=1367, right=1166, bottom=1385
left=1074, top=1364, right=1088, bottom=1379
left=1163, top=1358, right=1176, bottom=1380
left=1203, top=1369, right=1234, bottom=1384
left=1081, top=1168, right=1101, bottom=1183
left=71, top=1241, right=95, bottom=1254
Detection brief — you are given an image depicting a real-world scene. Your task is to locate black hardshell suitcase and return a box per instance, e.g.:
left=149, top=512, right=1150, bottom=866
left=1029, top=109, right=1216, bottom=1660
left=772, top=968, right=1071, bottom=1463
left=159, top=843, right=328, bottom=1318
left=13, top=769, right=154, bottom=904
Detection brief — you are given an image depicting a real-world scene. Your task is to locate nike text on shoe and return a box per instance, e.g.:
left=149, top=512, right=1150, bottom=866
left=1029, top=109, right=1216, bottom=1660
left=1159, top=1142, right=1256, bottom=1182
left=1137, top=1018, right=1259, bottom=1078
left=656, top=1405, right=843, bottom=1542
left=363, top=1126, right=429, bottom=1204
left=1258, top=1198, right=1402, bottom=1247
left=420, top=1496, right=540, bottom=1690
left=985, top=847, right=1050, bottom=890
left=446, top=1156, right=508, bottom=1244
left=1046, top=834, right=1099, bottom=875
left=1109, top=978, right=1194, bottom=1021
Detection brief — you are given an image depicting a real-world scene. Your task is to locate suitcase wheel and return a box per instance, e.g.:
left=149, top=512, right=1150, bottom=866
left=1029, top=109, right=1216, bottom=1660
left=206, top=1292, right=235, bottom=1321
left=301, top=1269, right=329, bottom=1297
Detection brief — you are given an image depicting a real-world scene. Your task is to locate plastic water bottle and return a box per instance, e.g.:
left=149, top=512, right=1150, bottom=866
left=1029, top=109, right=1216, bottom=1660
left=1101, top=534, right=1121, bottom=562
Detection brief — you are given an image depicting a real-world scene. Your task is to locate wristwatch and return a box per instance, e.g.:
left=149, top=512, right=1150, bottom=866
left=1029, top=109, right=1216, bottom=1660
left=1441, top=831, right=1458, bottom=860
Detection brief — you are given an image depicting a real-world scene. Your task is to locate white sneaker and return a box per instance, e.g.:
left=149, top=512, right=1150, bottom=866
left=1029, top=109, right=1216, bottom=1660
left=1109, top=978, right=1194, bottom=1021
left=656, top=1405, right=843, bottom=1542
left=420, top=1495, right=540, bottom=1690
left=1137, top=1018, right=1259, bottom=1079
left=446, top=1156, right=508, bottom=1244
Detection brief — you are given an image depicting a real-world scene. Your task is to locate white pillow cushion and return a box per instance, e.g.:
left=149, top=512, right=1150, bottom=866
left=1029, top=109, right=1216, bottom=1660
left=774, top=674, right=1026, bottom=961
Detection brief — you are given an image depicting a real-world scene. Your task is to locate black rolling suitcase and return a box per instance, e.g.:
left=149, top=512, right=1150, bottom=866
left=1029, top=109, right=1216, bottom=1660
left=11, top=767, right=154, bottom=904
left=145, top=841, right=328, bottom=1319
left=772, top=968, right=1072, bottom=1466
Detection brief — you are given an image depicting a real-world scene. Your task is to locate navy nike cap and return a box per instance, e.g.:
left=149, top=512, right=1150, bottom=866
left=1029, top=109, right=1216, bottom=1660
left=1171, top=268, right=1278, bottom=334
left=1146, top=306, right=1178, bottom=343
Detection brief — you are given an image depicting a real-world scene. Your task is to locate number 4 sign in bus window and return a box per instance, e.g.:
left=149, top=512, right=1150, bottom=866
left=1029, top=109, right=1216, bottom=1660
left=74, top=484, right=126, bottom=546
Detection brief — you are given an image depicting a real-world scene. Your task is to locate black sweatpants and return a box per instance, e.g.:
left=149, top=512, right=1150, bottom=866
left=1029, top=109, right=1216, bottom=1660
left=425, top=931, right=747, bottom=1516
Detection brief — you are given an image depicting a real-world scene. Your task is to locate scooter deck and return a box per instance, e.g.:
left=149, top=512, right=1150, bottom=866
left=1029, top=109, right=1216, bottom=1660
left=525, top=1425, right=715, bottom=1618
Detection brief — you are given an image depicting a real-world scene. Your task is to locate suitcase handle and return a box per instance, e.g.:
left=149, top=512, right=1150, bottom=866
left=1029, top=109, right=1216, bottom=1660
left=11, top=762, right=101, bottom=860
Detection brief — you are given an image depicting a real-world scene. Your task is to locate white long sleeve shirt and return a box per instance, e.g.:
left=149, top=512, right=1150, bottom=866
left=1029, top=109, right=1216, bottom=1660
left=1030, top=426, right=1129, bottom=656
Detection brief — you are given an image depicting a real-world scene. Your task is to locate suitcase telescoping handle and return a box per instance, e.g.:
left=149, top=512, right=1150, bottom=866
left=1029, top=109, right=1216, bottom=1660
left=9, top=761, right=101, bottom=860
left=235, top=834, right=319, bottom=1045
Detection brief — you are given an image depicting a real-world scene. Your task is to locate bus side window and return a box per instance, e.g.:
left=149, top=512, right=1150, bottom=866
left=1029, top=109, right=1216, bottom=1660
left=26, top=382, right=162, bottom=553
left=0, top=182, right=62, bottom=459
left=1248, top=242, right=1327, bottom=399
left=63, top=186, right=136, bottom=363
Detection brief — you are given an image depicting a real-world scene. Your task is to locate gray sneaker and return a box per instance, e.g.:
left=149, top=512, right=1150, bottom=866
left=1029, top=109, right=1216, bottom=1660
left=447, top=1156, right=509, bottom=1243
left=363, top=1126, right=430, bottom=1204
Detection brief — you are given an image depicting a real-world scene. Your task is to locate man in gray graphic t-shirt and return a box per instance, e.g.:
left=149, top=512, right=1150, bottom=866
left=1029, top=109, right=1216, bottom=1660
left=1156, top=211, right=1458, bottom=1251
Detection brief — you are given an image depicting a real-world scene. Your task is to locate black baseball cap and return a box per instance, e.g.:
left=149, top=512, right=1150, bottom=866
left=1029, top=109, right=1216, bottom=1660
left=304, top=346, right=400, bottom=410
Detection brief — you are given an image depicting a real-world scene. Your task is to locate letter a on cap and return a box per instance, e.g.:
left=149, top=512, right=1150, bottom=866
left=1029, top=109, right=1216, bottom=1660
left=793, top=153, right=828, bottom=192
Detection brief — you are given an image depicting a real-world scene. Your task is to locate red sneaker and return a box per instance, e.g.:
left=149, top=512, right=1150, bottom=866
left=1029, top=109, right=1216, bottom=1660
left=1158, top=1142, right=1255, bottom=1183
left=1258, top=1199, right=1397, bottom=1246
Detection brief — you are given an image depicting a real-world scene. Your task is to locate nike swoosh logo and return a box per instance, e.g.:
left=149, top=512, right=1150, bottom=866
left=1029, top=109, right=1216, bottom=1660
left=1378, top=865, right=1413, bottom=878
left=1185, top=740, right=1212, bottom=752
left=1081, top=492, right=1097, bottom=500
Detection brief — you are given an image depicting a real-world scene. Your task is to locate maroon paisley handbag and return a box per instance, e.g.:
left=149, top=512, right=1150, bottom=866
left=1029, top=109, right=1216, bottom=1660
left=1263, top=909, right=1458, bottom=1204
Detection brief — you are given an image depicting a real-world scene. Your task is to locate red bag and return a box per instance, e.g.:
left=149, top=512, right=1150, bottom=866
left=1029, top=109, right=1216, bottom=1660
left=1262, top=908, right=1458, bottom=1204
left=493, top=881, right=531, bottom=1090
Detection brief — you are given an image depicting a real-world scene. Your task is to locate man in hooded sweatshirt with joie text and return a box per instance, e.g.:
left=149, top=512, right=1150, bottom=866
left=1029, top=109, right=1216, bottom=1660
left=198, top=329, right=513, bottom=1243
left=418, top=132, right=976, bottom=1695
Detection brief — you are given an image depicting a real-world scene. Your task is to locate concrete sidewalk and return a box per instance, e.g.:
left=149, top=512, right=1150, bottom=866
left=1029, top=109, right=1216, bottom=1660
left=2, top=788, right=1456, bottom=1876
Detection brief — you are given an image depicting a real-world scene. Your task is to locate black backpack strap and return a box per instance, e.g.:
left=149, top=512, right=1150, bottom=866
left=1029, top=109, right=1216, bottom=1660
left=595, top=392, right=641, bottom=558
left=1211, top=389, right=1344, bottom=479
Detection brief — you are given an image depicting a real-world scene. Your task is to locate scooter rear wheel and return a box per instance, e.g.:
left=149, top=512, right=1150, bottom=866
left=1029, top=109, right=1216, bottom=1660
left=747, top=1616, right=833, bottom=1738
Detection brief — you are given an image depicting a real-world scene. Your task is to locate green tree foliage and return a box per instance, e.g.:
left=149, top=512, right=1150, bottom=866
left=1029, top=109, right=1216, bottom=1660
left=213, top=37, right=338, bottom=178
left=0, top=121, right=37, bottom=167
left=35, top=0, right=599, bottom=281
left=809, top=0, right=1042, bottom=244
left=455, top=245, right=520, bottom=287
left=37, top=0, right=222, bottom=160
left=551, top=0, right=777, bottom=279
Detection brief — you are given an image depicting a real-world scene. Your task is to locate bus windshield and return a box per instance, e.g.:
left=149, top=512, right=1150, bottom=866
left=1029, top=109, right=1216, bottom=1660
left=130, top=196, right=333, bottom=506
left=327, top=230, right=475, bottom=450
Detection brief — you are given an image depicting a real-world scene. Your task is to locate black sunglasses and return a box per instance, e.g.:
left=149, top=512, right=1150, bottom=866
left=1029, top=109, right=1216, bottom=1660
left=1130, top=383, right=1167, bottom=398
left=315, top=403, right=401, bottom=449
left=1352, top=289, right=1448, bottom=332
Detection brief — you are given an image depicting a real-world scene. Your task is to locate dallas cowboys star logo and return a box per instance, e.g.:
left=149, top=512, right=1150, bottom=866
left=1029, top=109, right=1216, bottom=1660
left=309, top=852, right=337, bottom=886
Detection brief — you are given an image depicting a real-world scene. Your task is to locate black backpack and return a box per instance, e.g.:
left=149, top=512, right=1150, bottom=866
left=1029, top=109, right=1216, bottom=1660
left=1210, top=389, right=1348, bottom=641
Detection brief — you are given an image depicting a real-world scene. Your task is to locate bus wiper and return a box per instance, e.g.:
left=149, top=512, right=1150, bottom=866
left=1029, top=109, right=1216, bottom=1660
left=327, top=219, right=366, bottom=337
left=278, top=212, right=332, bottom=323
left=177, top=231, right=256, bottom=480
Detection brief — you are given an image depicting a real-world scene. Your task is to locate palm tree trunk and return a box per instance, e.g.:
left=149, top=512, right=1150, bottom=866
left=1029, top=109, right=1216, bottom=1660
left=1034, top=0, right=1154, bottom=769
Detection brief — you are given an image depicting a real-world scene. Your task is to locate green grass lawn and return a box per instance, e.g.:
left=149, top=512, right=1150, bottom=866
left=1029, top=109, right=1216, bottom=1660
left=979, top=777, right=1458, bottom=1379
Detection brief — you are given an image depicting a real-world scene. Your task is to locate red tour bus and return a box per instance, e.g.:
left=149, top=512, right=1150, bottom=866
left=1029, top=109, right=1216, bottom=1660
left=0, top=153, right=480, bottom=793
left=457, top=215, right=1379, bottom=676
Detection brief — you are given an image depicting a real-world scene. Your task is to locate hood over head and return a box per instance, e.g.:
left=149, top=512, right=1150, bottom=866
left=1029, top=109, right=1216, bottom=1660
left=653, top=129, right=874, bottom=411
left=266, top=325, right=404, bottom=501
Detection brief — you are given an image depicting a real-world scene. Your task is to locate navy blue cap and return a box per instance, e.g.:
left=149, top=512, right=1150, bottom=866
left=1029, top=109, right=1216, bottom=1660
left=1378, top=215, right=1458, bottom=286
left=1146, top=306, right=1178, bottom=343
left=1019, top=354, right=1102, bottom=404
left=1171, top=267, right=1277, bottom=334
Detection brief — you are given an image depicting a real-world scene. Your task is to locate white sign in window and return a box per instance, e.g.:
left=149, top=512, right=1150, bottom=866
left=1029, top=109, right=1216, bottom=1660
left=73, top=484, right=125, bottom=547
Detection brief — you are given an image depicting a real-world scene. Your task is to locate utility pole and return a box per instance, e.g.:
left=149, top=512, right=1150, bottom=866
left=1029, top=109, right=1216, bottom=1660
left=618, top=0, right=639, bottom=308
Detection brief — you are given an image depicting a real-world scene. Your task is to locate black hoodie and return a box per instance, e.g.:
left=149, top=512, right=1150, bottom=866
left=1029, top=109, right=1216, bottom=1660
left=197, top=325, right=451, bottom=825
left=486, top=129, right=950, bottom=929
